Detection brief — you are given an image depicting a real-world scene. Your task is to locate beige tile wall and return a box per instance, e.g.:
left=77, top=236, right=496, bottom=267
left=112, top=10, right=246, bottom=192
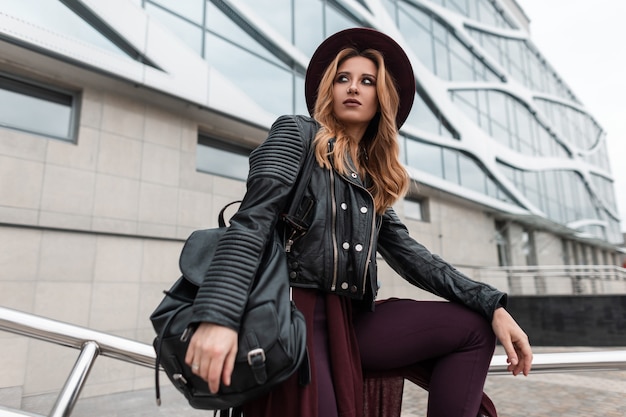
left=0, top=224, right=184, bottom=396
left=0, top=87, right=247, bottom=399
left=535, top=231, right=565, bottom=265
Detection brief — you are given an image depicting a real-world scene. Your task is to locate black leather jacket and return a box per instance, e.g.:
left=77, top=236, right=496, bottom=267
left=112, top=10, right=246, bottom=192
left=191, top=115, right=506, bottom=331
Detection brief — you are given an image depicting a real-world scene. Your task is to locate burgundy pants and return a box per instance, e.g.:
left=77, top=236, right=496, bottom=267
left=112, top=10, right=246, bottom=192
left=314, top=297, right=496, bottom=417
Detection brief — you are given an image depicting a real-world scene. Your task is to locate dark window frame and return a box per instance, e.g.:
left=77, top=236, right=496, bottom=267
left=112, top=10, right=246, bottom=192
left=196, top=132, right=252, bottom=181
left=0, top=72, right=80, bottom=142
left=404, top=196, right=429, bottom=223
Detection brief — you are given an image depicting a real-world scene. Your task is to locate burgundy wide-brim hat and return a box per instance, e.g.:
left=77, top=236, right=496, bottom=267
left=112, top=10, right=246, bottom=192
left=305, top=27, right=416, bottom=129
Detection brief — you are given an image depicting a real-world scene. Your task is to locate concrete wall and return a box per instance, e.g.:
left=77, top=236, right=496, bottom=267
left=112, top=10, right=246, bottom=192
left=377, top=196, right=502, bottom=301
left=507, top=223, right=527, bottom=266
left=0, top=88, right=246, bottom=238
left=0, top=226, right=181, bottom=400
left=535, top=231, right=564, bottom=265
left=0, top=86, right=247, bottom=408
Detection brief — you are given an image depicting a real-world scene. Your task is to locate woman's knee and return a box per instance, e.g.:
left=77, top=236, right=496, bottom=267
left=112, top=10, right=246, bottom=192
left=464, top=307, right=496, bottom=351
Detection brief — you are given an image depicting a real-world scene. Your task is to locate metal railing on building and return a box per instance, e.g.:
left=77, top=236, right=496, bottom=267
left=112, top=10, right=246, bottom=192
left=1, top=306, right=626, bottom=417
left=475, top=264, right=626, bottom=295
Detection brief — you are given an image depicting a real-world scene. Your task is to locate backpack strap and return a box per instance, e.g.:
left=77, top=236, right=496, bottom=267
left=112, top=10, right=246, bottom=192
left=281, top=117, right=319, bottom=249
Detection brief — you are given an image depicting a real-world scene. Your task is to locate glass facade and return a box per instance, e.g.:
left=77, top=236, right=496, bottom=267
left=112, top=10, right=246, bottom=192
left=450, top=90, right=569, bottom=158
left=2, top=0, right=619, bottom=243
left=386, top=0, right=502, bottom=83
left=140, top=0, right=366, bottom=116
left=402, top=136, right=516, bottom=204
left=533, top=98, right=608, bottom=167
left=468, top=29, right=578, bottom=102
left=429, top=0, right=516, bottom=29
left=383, top=0, right=616, bottom=242
left=2, top=0, right=128, bottom=57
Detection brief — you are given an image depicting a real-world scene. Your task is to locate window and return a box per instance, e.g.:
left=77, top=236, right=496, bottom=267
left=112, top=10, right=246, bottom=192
left=0, top=73, right=78, bottom=141
left=406, top=138, right=443, bottom=178
left=149, top=0, right=205, bottom=25
left=390, top=1, right=500, bottom=83
left=197, top=133, right=251, bottom=180
left=450, top=90, right=569, bottom=158
left=429, top=0, right=516, bottom=28
left=534, top=97, right=603, bottom=158
left=146, top=3, right=203, bottom=54
left=404, top=198, right=428, bottom=222
left=467, top=29, right=577, bottom=102
left=3, top=0, right=133, bottom=58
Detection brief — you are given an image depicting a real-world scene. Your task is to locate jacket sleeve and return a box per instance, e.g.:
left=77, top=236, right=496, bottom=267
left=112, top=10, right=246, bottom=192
left=191, top=115, right=307, bottom=331
left=377, top=207, right=507, bottom=320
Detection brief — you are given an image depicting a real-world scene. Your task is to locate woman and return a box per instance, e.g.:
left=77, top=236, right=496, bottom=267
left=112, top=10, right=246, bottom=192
left=186, top=28, right=532, bottom=417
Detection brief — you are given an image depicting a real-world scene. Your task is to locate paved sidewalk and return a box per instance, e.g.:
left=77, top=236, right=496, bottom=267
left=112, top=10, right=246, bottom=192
left=15, top=347, right=626, bottom=416
left=402, top=347, right=626, bottom=417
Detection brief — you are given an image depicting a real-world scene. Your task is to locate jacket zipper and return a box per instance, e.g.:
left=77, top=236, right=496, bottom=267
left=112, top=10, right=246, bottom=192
left=285, top=199, right=315, bottom=253
left=362, top=200, right=376, bottom=296
left=329, top=145, right=339, bottom=291
left=333, top=165, right=376, bottom=297
left=350, top=181, right=377, bottom=296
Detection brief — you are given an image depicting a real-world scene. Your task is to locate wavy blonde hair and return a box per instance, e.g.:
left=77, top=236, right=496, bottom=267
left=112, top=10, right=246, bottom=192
left=312, top=47, right=409, bottom=214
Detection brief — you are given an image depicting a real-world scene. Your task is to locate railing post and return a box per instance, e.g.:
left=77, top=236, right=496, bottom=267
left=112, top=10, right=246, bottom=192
left=49, top=341, right=100, bottom=417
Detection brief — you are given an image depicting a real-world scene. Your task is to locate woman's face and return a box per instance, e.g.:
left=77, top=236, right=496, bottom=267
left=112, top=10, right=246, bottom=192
left=332, top=56, right=379, bottom=137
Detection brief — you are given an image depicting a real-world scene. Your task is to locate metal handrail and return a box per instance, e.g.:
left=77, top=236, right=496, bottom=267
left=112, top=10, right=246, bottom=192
left=475, top=264, right=626, bottom=295
left=1, top=306, right=626, bottom=416
left=0, top=306, right=155, bottom=368
left=0, top=306, right=155, bottom=417
left=479, top=264, right=626, bottom=276
left=489, top=349, right=626, bottom=374
left=479, top=264, right=626, bottom=278
left=483, top=264, right=626, bottom=271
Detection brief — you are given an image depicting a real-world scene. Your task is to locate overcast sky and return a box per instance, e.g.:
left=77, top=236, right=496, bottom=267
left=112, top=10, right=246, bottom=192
left=517, top=0, right=626, bottom=233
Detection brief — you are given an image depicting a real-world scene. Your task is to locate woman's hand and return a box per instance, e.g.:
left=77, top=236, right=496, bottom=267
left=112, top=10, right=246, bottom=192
left=491, top=307, right=533, bottom=376
left=185, top=322, right=238, bottom=393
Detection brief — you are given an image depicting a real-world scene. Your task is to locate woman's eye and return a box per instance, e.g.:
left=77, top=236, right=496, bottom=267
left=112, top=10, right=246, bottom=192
left=362, top=77, right=375, bottom=86
left=336, top=75, right=349, bottom=83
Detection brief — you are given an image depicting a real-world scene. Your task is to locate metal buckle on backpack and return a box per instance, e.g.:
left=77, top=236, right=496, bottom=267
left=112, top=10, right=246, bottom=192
left=247, top=348, right=266, bottom=365
left=180, top=325, right=194, bottom=342
left=173, top=373, right=188, bottom=384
